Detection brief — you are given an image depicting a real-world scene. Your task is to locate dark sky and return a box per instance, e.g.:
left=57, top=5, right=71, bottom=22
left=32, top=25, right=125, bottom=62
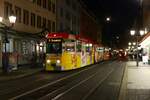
left=82, top=0, right=139, bottom=49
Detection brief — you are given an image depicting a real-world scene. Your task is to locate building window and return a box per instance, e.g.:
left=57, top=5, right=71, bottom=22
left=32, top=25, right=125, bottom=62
left=4, top=1, right=12, bottom=19
left=59, top=23, right=63, bottom=31
left=23, top=9, right=29, bottom=25
left=31, top=13, right=35, bottom=27
left=52, top=21, right=55, bottom=32
left=42, top=17, right=46, bottom=28
left=37, top=0, right=41, bottom=6
left=15, top=6, right=21, bottom=23
left=72, top=3, right=77, bottom=10
left=43, top=0, right=47, bottom=9
left=47, top=20, right=51, bottom=32
left=22, top=41, right=28, bottom=55
left=66, top=0, right=70, bottom=6
left=60, top=8, right=63, bottom=17
left=29, top=0, right=34, bottom=3
left=65, top=11, right=71, bottom=21
left=37, top=15, right=41, bottom=28
left=48, top=0, right=51, bottom=11
left=52, top=3, right=55, bottom=13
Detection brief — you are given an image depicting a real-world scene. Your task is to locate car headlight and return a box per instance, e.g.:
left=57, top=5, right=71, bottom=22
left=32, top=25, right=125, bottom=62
left=47, top=60, right=51, bottom=64
left=56, top=60, right=60, bottom=64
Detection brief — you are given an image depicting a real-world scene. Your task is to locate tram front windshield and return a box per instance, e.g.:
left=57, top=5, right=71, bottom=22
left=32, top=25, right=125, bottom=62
left=46, top=43, right=62, bottom=54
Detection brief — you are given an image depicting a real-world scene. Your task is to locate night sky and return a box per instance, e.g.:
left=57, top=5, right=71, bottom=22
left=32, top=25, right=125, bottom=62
left=82, top=0, right=139, bottom=49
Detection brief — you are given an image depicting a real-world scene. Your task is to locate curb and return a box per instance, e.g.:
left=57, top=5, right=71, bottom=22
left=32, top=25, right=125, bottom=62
left=118, top=62, right=128, bottom=100
left=0, top=69, right=43, bottom=82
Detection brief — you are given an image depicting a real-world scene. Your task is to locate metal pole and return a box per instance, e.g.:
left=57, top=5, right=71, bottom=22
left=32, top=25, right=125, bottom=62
left=3, top=26, right=9, bottom=73
left=136, top=35, right=139, bottom=67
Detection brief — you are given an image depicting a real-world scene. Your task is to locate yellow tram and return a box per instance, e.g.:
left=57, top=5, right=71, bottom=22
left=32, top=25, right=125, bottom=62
left=45, top=32, right=103, bottom=71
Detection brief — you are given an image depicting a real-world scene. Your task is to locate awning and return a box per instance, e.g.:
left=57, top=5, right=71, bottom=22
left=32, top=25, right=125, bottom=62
left=140, top=32, right=150, bottom=48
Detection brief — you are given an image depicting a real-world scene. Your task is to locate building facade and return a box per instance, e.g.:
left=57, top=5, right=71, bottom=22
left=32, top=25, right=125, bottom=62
left=56, top=0, right=80, bottom=34
left=0, top=0, right=56, bottom=68
left=80, top=4, right=102, bottom=44
left=143, top=0, right=150, bottom=33
left=140, top=0, right=150, bottom=62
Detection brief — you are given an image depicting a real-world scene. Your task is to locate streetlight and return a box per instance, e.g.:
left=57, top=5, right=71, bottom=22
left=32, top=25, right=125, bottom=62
left=0, top=14, right=16, bottom=73
left=133, top=42, right=136, bottom=45
left=128, top=42, right=131, bottom=46
left=130, top=30, right=144, bottom=66
left=106, top=17, right=111, bottom=22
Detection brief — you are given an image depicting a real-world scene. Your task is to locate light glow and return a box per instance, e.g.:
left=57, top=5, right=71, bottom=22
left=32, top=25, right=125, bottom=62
left=56, top=60, right=60, bottom=63
left=47, top=60, right=51, bottom=63
left=0, top=17, right=3, bottom=22
left=106, top=17, right=110, bottom=21
left=133, top=42, right=136, bottom=45
left=130, top=30, right=135, bottom=36
left=140, top=30, right=144, bottom=36
left=89, top=44, right=92, bottom=47
left=9, top=15, right=16, bottom=24
left=128, top=42, right=131, bottom=46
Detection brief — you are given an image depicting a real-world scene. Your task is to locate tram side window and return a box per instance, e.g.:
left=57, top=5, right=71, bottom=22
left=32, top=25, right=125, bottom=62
left=65, top=42, right=75, bottom=52
left=46, top=43, right=62, bottom=53
left=76, top=44, right=81, bottom=52
left=86, top=47, right=90, bottom=52
left=76, top=41, right=81, bottom=52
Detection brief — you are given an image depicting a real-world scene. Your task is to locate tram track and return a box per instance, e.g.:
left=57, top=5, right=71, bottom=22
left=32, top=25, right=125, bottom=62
left=9, top=61, right=109, bottom=100
left=41, top=61, right=124, bottom=100
left=9, top=61, right=119, bottom=100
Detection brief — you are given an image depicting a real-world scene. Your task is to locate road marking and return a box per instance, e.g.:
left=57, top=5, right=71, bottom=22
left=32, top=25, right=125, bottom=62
left=10, top=62, right=105, bottom=100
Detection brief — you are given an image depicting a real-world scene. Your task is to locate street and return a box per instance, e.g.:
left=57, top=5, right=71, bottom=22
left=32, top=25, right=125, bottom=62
left=0, top=61, right=126, bottom=100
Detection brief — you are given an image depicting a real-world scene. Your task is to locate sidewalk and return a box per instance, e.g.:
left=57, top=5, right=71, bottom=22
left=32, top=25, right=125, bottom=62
left=119, top=61, right=150, bottom=100
left=0, top=66, right=43, bottom=82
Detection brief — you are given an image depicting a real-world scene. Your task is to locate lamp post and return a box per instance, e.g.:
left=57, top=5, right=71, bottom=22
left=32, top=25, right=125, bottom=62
left=0, top=15, right=16, bottom=73
left=106, top=17, right=111, bottom=22
left=130, top=30, right=144, bottom=66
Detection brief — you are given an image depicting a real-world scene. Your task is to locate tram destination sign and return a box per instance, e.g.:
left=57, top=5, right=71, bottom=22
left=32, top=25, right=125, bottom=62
left=47, top=38, right=62, bottom=43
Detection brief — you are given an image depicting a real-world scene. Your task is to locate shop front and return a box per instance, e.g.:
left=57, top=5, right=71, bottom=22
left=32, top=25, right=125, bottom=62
left=140, top=32, right=150, bottom=64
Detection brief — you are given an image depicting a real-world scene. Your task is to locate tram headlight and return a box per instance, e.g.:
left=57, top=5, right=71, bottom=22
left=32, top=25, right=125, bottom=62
left=56, top=60, right=60, bottom=64
left=47, top=60, right=51, bottom=64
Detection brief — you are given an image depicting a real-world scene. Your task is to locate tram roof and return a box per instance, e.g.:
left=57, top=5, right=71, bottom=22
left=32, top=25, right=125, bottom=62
left=46, top=32, right=102, bottom=45
left=46, top=32, right=76, bottom=40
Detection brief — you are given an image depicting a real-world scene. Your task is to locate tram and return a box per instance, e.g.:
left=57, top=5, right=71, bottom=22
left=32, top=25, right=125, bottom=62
left=45, top=32, right=98, bottom=71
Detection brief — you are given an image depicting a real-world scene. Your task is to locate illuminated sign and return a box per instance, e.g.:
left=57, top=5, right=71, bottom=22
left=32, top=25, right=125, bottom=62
left=47, top=38, right=62, bottom=43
